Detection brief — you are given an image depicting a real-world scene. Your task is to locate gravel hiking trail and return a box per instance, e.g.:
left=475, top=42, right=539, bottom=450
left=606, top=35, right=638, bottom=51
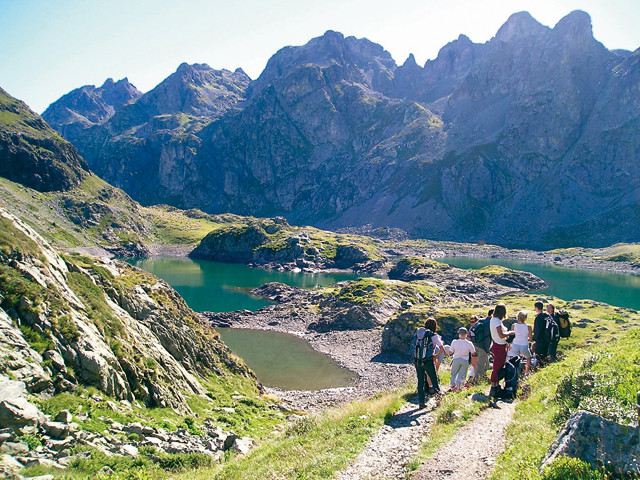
left=411, top=400, right=515, bottom=480
left=335, top=394, right=515, bottom=480
left=335, top=392, right=443, bottom=480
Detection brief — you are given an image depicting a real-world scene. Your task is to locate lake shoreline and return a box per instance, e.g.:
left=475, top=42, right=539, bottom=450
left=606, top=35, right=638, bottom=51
left=201, top=293, right=414, bottom=412
left=132, top=241, right=640, bottom=277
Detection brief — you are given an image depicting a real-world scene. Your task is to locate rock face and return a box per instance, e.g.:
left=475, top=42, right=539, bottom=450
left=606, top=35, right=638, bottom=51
left=0, top=88, right=89, bottom=192
left=45, top=11, right=640, bottom=249
left=541, top=410, right=640, bottom=476
left=0, top=208, right=252, bottom=413
left=46, top=64, right=250, bottom=207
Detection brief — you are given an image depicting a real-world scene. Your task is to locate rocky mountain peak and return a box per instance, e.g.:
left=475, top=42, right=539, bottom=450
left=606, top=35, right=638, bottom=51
left=402, top=53, right=418, bottom=69
left=132, top=62, right=250, bottom=117
left=495, top=11, right=548, bottom=42
left=42, top=77, right=141, bottom=136
left=249, top=30, right=396, bottom=98
left=552, top=10, right=595, bottom=44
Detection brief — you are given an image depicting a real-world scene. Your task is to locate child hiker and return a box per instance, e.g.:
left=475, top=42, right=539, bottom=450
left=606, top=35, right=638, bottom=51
left=449, top=327, right=476, bottom=390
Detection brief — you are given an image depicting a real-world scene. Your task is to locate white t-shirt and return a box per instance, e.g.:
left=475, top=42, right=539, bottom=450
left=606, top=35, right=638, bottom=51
left=513, top=323, right=530, bottom=346
left=490, top=316, right=508, bottom=345
left=450, top=338, right=476, bottom=359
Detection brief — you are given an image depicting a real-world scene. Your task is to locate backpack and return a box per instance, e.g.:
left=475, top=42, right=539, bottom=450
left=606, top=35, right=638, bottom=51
left=470, top=317, right=490, bottom=346
left=557, top=309, right=571, bottom=338
left=545, top=315, right=560, bottom=344
left=413, top=329, right=435, bottom=363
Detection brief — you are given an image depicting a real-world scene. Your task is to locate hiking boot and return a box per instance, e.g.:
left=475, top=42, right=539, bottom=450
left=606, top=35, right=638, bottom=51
left=489, top=385, right=499, bottom=398
left=419, top=403, right=426, bottom=409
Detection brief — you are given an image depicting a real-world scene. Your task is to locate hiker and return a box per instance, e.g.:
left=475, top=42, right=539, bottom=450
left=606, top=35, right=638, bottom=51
left=546, top=303, right=560, bottom=361
left=507, top=310, right=532, bottom=374
left=449, top=327, right=475, bottom=390
left=470, top=308, right=492, bottom=382
left=532, top=301, right=549, bottom=366
left=411, top=317, right=444, bottom=408
left=467, top=315, right=479, bottom=378
left=489, top=304, right=514, bottom=401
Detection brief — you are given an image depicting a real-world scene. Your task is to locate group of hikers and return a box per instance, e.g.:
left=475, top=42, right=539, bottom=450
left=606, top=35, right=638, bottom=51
left=411, top=301, right=571, bottom=408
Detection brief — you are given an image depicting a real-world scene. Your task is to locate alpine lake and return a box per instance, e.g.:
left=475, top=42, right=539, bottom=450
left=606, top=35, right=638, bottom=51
left=130, top=255, right=640, bottom=390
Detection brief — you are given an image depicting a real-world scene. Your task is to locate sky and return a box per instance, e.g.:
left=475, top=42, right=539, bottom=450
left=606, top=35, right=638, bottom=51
left=1, top=0, right=639, bottom=114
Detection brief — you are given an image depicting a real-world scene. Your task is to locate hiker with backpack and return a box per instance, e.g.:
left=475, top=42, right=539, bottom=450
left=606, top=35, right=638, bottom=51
left=532, top=301, right=549, bottom=366
left=489, top=304, right=515, bottom=401
left=411, top=317, right=444, bottom=409
left=545, top=303, right=561, bottom=361
left=557, top=308, right=572, bottom=339
left=469, top=309, right=493, bottom=383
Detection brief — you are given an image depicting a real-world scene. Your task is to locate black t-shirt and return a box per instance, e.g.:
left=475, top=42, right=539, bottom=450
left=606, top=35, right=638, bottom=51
left=533, top=312, right=548, bottom=344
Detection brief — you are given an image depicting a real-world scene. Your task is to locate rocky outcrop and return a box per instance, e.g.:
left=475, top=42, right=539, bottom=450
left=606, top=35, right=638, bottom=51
left=0, top=406, right=253, bottom=477
left=541, top=410, right=640, bottom=476
left=191, top=216, right=384, bottom=272
left=0, top=87, right=89, bottom=192
left=0, top=208, right=253, bottom=413
left=45, top=11, right=640, bottom=249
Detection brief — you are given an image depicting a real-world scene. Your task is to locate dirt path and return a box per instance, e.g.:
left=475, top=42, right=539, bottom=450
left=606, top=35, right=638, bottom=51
left=334, top=395, right=515, bottom=480
left=411, top=400, right=515, bottom=480
left=334, top=391, right=445, bottom=480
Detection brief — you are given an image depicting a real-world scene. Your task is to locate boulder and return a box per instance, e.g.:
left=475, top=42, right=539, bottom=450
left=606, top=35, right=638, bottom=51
left=0, top=381, right=45, bottom=433
left=0, top=441, right=29, bottom=455
left=43, top=421, right=70, bottom=439
left=54, top=410, right=72, bottom=424
left=43, top=350, right=66, bottom=372
left=231, top=437, right=253, bottom=455
left=542, top=410, right=640, bottom=475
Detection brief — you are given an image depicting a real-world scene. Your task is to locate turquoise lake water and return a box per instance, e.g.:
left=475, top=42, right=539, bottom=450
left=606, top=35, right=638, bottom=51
left=129, top=257, right=359, bottom=312
left=439, top=256, right=640, bottom=310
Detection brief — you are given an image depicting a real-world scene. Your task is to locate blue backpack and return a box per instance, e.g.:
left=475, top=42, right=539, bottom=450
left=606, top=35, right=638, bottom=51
left=413, top=329, right=435, bottom=363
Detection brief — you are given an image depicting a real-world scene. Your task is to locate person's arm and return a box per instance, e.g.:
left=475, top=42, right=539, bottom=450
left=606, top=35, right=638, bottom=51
left=528, top=325, right=533, bottom=342
left=432, top=335, right=444, bottom=357
left=495, top=322, right=513, bottom=340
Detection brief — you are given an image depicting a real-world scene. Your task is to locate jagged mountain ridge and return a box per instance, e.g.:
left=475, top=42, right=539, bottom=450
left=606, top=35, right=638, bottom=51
left=44, top=10, right=640, bottom=248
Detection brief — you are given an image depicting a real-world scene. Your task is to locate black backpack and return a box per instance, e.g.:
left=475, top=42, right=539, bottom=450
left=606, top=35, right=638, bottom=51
left=413, top=330, right=435, bottom=363
left=545, top=315, right=560, bottom=344
left=557, top=309, right=572, bottom=338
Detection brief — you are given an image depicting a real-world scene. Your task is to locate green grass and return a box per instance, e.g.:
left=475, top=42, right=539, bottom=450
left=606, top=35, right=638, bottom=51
left=0, top=216, right=43, bottom=258
left=333, top=277, right=438, bottom=306
left=194, top=386, right=411, bottom=480
left=143, top=205, right=228, bottom=245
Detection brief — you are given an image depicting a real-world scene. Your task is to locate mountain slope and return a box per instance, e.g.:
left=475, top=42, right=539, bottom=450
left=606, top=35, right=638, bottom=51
left=45, top=11, right=640, bottom=248
left=0, top=87, right=89, bottom=192
left=52, top=64, right=251, bottom=207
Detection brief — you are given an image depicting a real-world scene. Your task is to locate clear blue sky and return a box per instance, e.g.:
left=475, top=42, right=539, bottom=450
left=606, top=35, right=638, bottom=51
left=1, top=0, right=638, bottom=113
